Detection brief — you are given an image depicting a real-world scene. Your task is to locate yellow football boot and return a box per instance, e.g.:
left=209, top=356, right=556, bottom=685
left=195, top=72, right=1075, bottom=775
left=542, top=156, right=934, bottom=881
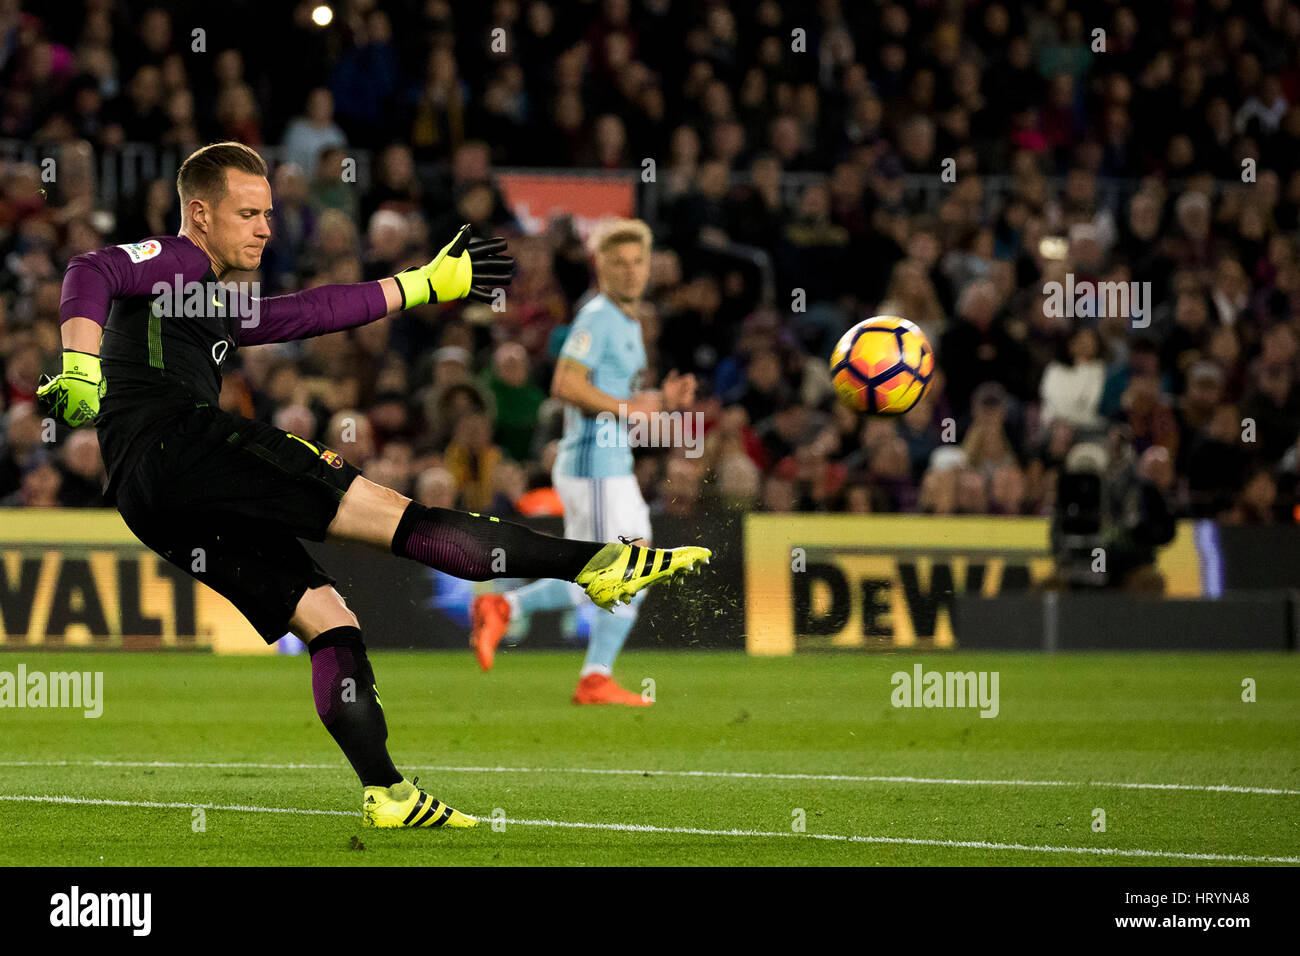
left=361, top=777, right=477, bottom=829
left=575, top=536, right=712, bottom=612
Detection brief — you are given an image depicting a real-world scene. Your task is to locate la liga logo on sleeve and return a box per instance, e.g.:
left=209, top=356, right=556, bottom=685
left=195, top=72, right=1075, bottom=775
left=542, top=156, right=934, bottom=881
left=567, top=329, right=592, bottom=357
left=117, top=240, right=162, bottom=263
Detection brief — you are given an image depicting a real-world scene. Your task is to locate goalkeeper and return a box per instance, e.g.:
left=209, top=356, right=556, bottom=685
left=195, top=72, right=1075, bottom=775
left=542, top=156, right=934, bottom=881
left=41, top=142, right=709, bottom=829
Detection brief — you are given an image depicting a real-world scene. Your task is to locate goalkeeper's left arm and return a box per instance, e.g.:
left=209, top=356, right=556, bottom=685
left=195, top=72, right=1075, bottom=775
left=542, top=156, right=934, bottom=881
left=243, top=223, right=514, bottom=346
left=384, top=223, right=513, bottom=309
left=38, top=225, right=513, bottom=425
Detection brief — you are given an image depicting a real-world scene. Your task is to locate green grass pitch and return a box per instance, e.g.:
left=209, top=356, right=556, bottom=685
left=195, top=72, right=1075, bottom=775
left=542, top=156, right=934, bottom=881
left=1, top=651, right=1297, bottom=866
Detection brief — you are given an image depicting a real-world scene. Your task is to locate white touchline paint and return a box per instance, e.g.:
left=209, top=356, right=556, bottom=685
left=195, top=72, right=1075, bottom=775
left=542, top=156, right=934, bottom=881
left=0, top=794, right=353, bottom=816
left=0, top=794, right=1295, bottom=864
left=0, top=759, right=1297, bottom=796
left=496, top=818, right=1300, bottom=864
left=1089, top=780, right=1300, bottom=795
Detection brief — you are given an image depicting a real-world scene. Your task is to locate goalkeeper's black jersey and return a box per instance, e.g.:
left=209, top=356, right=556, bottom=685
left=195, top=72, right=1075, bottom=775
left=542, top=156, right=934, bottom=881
left=99, top=263, right=238, bottom=411
left=97, top=268, right=248, bottom=495
left=59, top=237, right=246, bottom=495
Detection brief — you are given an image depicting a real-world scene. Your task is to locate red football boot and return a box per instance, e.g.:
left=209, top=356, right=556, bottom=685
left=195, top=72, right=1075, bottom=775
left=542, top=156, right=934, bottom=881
left=571, top=673, right=653, bottom=706
left=470, top=594, right=510, bottom=671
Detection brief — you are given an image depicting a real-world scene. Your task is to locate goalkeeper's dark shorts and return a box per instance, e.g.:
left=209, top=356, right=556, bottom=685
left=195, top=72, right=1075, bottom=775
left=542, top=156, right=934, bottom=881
left=112, top=403, right=362, bottom=643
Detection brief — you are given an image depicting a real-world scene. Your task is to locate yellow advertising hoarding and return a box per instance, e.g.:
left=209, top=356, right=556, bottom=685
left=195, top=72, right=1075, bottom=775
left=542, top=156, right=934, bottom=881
left=0, top=509, right=267, bottom=653
left=743, top=515, right=1202, bottom=655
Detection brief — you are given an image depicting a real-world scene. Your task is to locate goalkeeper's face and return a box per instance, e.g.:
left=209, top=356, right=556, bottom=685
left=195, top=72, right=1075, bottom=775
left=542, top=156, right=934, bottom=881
left=596, top=240, right=651, bottom=306
left=210, top=169, right=273, bottom=272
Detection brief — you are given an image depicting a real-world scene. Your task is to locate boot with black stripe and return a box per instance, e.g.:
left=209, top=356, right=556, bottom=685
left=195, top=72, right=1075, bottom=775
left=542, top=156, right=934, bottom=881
left=361, top=777, right=477, bottom=829
left=575, top=536, right=711, bottom=612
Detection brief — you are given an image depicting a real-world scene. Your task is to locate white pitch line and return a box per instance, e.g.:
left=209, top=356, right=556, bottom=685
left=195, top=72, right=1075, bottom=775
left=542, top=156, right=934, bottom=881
left=440, top=767, right=1082, bottom=787
left=1091, top=780, right=1300, bottom=795
left=0, top=794, right=1294, bottom=864
left=0, top=760, right=342, bottom=770
left=0, top=793, right=353, bottom=816
left=498, top=818, right=1300, bottom=864
left=1, top=759, right=1297, bottom=796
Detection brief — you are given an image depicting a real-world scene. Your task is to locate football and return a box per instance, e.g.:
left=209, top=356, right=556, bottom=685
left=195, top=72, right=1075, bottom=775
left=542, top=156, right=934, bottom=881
left=830, top=315, right=935, bottom=415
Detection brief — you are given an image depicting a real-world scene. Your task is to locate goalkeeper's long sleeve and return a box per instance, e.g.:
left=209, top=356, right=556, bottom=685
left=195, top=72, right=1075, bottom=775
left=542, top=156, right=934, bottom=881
left=59, top=235, right=391, bottom=345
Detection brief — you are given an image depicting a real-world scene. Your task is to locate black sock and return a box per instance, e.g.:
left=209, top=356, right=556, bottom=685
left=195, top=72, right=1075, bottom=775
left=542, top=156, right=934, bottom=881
left=389, top=503, right=606, bottom=580
left=308, top=626, right=402, bottom=788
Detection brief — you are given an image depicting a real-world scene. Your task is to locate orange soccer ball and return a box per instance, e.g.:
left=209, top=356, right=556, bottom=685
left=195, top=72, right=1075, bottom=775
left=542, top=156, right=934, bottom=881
left=829, top=315, right=935, bottom=415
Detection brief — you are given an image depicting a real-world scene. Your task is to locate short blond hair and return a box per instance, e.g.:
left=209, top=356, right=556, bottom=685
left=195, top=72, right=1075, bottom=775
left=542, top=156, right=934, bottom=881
left=587, top=217, right=653, bottom=257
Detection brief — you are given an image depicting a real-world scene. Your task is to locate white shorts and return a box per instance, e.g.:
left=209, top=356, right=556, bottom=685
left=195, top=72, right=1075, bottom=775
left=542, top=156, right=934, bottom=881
left=553, top=473, right=652, bottom=544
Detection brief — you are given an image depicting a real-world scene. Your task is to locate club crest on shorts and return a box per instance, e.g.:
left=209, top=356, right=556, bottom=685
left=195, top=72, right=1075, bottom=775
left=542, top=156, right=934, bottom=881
left=319, top=449, right=343, bottom=469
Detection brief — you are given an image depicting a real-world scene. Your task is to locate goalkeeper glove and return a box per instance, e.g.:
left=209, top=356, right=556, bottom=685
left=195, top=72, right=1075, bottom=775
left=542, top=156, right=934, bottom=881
left=394, top=223, right=515, bottom=307
left=35, top=350, right=106, bottom=428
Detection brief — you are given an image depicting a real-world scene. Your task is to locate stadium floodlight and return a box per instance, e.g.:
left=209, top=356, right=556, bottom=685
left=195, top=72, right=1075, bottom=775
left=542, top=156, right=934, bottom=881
left=311, top=5, right=333, bottom=27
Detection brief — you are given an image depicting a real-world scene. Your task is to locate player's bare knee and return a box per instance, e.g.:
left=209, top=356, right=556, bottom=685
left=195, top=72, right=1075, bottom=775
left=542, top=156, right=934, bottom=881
left=356, top=476, right=409, bottom=510
left=329, top=589, right=359, bottom=628
left=330, top=477, right=410, bottom=544
left=290, top=585, right=358, bottom=638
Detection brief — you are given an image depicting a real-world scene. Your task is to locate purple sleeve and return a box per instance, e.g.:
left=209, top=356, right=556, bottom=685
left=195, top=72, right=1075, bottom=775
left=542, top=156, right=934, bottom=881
left=59, top=237, right=211, bottom=326
left=240, top=281, right=390, bottom=345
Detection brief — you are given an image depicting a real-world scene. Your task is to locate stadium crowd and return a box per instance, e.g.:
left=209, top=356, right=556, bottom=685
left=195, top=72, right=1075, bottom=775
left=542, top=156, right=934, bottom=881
left=2, top=0, right=1300, bottom=528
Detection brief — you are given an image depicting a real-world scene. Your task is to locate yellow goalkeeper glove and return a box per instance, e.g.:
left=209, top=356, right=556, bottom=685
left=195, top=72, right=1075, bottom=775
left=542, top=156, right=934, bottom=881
left=394, top=223, right=514, bottom=307
left=35, top=350, right=106, bottom=428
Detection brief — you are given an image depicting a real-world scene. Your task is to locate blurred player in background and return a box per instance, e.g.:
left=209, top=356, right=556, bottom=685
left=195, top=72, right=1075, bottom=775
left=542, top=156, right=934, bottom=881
left=470, top=218, right=696, bottom=705
left=38, top=143, right=710, bottom=827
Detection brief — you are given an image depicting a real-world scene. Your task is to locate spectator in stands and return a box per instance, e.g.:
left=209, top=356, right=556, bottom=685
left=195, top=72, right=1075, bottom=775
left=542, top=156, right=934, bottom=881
left=653, top=456, right=705, bottom=517
left=58, top=428, right=105, bottom=507
left=116, top=178, right=178, bottom=243
left=362, top=143, right=423, bottom=225
left=482, top=342, right=544, bottom=463
left=1117, top=372, right=1180, bottom=459
left=1174, top=361, right=1226, bottom=473
left=939, top=279, right=1027, bottom=420
left=1099, top=338, right=1169, bottom=420
left=879, top=258, right=947, bottom=348
left=989, top=462, right=1028, bottom=515
left=261, top=164, right=318, bottom=291
left=1241, top=359, right=1300, bottom=464
left=282, top=88, right=347, bottom=180
left=330, top=7, right=399, bottom=144
left=325, top=409, right=376, bottom=465
left=916, top=446, right=963, bottom=514
left=214, top=82, right=262, bottom=145
left=0, top=450, right=61, bottom=507
left=414, top=465, right=458, bottom=509
left=364, top=209, right=412, bottom=282
left=4, top=343, right=42, bottom=409
left=715, top=452, right=761, bottom=511
left=1225, top=463, right=1280, bottom=525
left=1039, top=326, right=1106, bottom=433
left=963, top=381, right=1020, bottom=476
left=1185, top=404, right=1249, bottom=519
left=308, top=146, right=360, bottom=221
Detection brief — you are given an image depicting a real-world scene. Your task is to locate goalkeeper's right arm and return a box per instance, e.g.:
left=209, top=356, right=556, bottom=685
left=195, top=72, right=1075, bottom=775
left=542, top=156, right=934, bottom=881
left=37, top=306, right=105, bottom=429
